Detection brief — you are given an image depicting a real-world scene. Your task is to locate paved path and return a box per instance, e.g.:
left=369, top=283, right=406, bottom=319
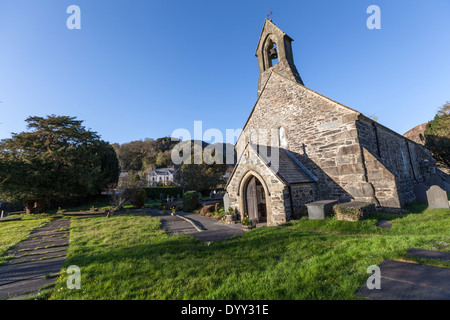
left=0, top=218, right=70, bottom=300
left=357, top=249, right=450, bottom=300
left=156, top=211, right=244, bottom=242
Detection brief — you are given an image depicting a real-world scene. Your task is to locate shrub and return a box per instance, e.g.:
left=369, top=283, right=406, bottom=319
left=131, top=189, right=146, bottom=209
left=333, top=202, right=376, bottom=222
left=183, top=191, right=198, bottom=212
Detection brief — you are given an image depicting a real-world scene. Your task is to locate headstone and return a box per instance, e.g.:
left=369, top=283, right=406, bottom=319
left=223, top=193, right=230, bottom=213
left=209, top=191, right=214, bottom=199
left=170, top=196, right=174, bottom=204
left=177, top=194, right=181, bottom=201
left=426, top=185, right=450, bottom=210
left=198, top=192, right=203, bottom=201
left=413, top=183, right=428, bottom=203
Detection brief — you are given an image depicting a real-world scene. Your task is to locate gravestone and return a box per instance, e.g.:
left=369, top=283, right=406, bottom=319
left=177, top=194, right=181, bottom=201
left=209, top=191, right=214, bottom=199
left=223, top=193, right=230, bottom=213
left=198, top=192, right=203, bottom=201
left=413, top=183, right=428, bottom=203
left=170, top=196, right=174, bottom=204
left=426, top=185, right=450, bottom=210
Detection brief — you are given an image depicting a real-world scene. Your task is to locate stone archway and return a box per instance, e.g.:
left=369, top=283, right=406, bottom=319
left=238, top=170, right=272, bottom=225
left=244, top=176, right=267, bottom=223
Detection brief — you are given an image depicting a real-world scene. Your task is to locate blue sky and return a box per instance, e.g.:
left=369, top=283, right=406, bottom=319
left=0, top=0, right=449, bottom=145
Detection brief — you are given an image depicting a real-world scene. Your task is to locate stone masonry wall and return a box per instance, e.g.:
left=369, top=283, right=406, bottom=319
left=290, top=183, right=317, bottom=219
left=356, top=117, right=436, bottom=205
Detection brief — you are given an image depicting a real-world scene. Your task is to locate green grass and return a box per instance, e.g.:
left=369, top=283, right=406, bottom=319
left=46, top=204, right=450, bottom=300
left=0, top=218, right=50, bottom=265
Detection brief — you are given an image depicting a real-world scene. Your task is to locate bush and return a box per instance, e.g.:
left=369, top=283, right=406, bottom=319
left=131, top=189, right=146, bottom=208
left=333, top=202, right=376, bottom=222
left=183, top=191, right=199, bottom=212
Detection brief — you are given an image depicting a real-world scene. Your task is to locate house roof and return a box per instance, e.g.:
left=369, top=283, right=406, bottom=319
left=226, top=143, right=317, bottom=188
left=151, top=168, right=175, bottom=175
left=249, top=143, right=317, bottom=185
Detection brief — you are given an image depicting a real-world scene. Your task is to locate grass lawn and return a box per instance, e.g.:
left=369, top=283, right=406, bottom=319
left=0, top=218, right=51, bottom=265
left=45, top=203, right=449, bottom=300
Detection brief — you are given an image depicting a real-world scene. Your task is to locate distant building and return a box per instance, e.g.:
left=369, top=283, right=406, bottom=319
left=147, top=168, right=176, bottom=186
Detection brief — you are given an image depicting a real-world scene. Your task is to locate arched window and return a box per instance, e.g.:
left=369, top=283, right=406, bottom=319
left=279, top=127, right=288, bottom=148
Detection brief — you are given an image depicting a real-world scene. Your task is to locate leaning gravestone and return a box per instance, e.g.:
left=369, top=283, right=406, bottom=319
left=426, top=185, right=450, bottom=210
left=223, top=193, right=230, bottom=213
left=413, top=183, right=428, bottom=203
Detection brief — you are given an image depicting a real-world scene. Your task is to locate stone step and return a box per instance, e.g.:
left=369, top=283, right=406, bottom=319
left=406, top=248, right=450, bottom=262
left=356, top=259, right=450, bottom=300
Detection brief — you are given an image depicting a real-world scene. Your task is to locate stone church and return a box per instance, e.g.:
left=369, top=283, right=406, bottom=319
left=226, top=19, right=438, bottom=226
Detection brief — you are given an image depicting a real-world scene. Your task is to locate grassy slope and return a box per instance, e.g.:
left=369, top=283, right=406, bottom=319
left=48, top=205, right=449, bottom=300
left=0, top=218, right=50, bottom=265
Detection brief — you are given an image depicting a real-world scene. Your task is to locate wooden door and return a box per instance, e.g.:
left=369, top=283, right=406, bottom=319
left=246, top=177, right=258, bottom=220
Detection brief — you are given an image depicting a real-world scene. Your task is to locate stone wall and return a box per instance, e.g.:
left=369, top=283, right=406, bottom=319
left=356, top=117, right=436, bottom=205
left=290, top=183, right=317, bottom=219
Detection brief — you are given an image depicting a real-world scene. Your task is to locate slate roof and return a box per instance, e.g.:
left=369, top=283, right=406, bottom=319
left=249, top=143, right=317, bottom=185
left=151, top=168, right=175, bottom=176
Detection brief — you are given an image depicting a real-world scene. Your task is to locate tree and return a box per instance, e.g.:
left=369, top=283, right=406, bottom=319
left=425, top=102, right=450, bottom=168
left=0, top=115, right=119, bottom=213
left=176, top=142, right=227, bottom=192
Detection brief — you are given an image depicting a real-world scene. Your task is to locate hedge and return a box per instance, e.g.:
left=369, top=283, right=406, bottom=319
left=183, top=191, right=199, bottom=212
left=131, top=189, right=146, bottom=208
left=143, top=187, right=183, bottom=199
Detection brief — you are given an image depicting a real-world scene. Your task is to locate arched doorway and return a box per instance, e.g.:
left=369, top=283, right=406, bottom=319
left=244, top=176, right=267, bottom=223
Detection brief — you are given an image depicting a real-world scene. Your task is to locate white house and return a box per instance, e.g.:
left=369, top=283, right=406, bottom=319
left=147, top=168, right=176, bottom=186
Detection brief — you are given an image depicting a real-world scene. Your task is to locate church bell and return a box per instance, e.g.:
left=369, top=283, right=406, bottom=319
left=269, top=47, right=278, bottom=60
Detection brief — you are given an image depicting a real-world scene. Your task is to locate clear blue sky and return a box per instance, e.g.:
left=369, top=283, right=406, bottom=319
left=1, top=0, right=449, bottom=145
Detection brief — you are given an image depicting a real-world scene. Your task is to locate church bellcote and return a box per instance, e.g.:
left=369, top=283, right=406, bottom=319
left=255, top=19, right=304, bottom=97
